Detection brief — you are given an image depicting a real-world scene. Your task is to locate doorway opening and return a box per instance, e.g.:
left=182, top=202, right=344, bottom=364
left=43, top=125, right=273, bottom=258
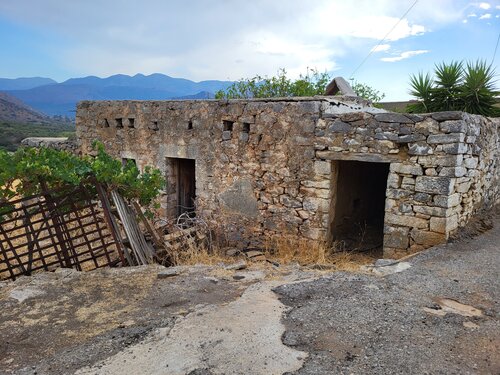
left=165, top=158, right=196, bottom=221
left=330, top=160, right=389, bottom=253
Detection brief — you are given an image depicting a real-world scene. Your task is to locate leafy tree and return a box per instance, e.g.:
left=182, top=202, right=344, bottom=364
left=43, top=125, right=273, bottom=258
left=351, top=81, right=385, bottom=103
left=407, top=60, right=499, bottom=116
left=215, top=68, right=331, bottom=99
left=0, top=142, right=165, bottom=207
left=215, top=69, right=385, bottom=104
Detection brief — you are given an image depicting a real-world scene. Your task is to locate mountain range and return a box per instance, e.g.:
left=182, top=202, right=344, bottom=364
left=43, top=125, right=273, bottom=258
left=0, top=74, right=233, bottom=118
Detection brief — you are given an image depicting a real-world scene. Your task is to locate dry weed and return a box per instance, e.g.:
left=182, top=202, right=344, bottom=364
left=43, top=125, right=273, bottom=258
left=169, top=242, right=227, bottom=266
left=263, top=235, right=328, bottom=265
left=328, top=251, right=375, bottom=272
left=263, top=234, right=375, bottom=271
left=170, top=233, right=376, bottom=272
left=159, top=213, right=376, bottom=272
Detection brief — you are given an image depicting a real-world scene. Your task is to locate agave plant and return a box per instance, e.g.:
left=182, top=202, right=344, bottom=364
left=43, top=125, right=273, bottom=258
left=407, top=72, right=433, bottom=113
left=461, top=60, right=499, bottom=117
left=407, top=59, right=499, bottom=116
left=432, top=61, right=463, bottom=111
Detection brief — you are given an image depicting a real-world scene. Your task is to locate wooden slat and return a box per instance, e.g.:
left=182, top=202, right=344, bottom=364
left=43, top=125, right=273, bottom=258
left=132, top=201, right=164, bottom=249
left=111, top=190, right=155, bottom=265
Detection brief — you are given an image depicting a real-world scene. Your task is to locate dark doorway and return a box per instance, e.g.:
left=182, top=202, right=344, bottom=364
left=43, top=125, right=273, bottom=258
left=176, top=159, right=196, bottom=217
left=166, top=158, right=196, bottom=219
left=330, top=160, right=389, bottom=252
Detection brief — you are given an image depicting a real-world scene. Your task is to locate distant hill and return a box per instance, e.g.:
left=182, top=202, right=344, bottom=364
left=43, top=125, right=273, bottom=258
left=0, top=92, right=74, bottom=151
left=2, top=73, right=232, bottom=117
left=61, top=73, right=231, bottom=94
left=0, top=77, right=57, bottom=91
left=0, top=92, right=50, bottom=123
left=378, top=101, right=416, bottom=113
left=173, top=91, right=215, bottom=100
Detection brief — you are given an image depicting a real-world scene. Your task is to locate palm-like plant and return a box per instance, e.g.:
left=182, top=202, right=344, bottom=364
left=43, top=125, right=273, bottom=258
left=462, top=60, right=499, bottom=117
left=407, top=59, right=499, bottom=116
left=407, top=72, right=433, bottom=113
left=432, top=61, right=463, bottom=111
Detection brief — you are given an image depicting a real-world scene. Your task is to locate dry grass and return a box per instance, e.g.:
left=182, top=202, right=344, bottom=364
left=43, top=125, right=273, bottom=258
left=263, top=235, right=330, bottom=265
left=326, top=251, right=375, bottom=272
left=262, top=234, right=375, bottom=271
left=167, top=230, right=375, bottom=272
left=171, top=244, right=227, bottom=266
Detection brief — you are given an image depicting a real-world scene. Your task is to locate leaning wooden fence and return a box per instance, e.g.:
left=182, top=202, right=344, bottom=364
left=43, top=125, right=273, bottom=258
left=0, top=182, right=124, bottom=281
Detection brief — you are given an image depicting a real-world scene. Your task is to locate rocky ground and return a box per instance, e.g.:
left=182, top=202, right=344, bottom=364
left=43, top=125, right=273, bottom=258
left=0, top=214, right=498, bottom=375
left=276, top=225, right=499, bottom=374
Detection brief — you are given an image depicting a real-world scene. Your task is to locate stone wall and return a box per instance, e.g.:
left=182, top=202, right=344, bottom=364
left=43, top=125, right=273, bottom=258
left=76, top=98, right=499, bottom=256
left=21, top=137, right=78, bottom=153
left=312, top=110, right=499, bottom=256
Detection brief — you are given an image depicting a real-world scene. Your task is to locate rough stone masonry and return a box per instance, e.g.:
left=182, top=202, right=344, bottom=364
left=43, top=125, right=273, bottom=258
left=76, top=96, right=499, bottom=257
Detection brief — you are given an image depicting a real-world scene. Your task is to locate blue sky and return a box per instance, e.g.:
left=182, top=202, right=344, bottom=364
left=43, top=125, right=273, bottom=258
left=0, top=0, right=498, bottom=101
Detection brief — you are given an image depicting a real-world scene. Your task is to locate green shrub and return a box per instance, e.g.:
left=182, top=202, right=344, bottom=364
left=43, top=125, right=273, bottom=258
left=0, top=142, right=165, bottom=207
left=215, top=68, right=385, bottom=104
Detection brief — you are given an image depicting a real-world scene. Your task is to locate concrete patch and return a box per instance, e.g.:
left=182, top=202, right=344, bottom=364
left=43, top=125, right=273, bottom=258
left=362, top=261, right=412, bottom=276
left=76, top=282, right=307, bottom=375
left=423, top=298, right=483, bottom=318
left=437, top=298, right=483, bottom=317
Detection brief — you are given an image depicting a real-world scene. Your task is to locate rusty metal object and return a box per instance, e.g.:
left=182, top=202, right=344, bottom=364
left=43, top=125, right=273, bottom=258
left=0, top=181, right=123, bottom=281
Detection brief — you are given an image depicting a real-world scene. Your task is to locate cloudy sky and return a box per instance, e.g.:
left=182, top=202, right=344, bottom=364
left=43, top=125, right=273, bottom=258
left=0, top=0, right=498, bottom=100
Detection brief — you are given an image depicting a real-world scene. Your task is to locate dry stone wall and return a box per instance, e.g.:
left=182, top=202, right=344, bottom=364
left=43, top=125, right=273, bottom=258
left=21, top=137, right=78, bottom=153
left=313, top=110, right=499, bottom=256
left=76, top=98, right=499, bottom=256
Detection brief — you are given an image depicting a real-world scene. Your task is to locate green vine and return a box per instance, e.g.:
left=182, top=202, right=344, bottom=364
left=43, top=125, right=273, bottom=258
left=0, top=142, right=165, bottom=207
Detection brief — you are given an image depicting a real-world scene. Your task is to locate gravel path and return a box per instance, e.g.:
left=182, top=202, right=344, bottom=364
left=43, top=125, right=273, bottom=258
left=275, top=216, right=500, bottom=374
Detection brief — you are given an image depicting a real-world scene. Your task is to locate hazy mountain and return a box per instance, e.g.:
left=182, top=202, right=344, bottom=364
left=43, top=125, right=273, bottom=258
left=0, top=77, right=57, bottom=91
left=2, top=73, right=232, bottom=117
left=0, top=92, right=50, bottom=123
left=62, top=73, right=230, bottom=94
left=173, top=91, right=215, bottom=100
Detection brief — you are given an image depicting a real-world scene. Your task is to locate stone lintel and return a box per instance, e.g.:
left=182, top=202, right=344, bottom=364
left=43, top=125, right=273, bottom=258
left=315, top=151, right=403, bottom=163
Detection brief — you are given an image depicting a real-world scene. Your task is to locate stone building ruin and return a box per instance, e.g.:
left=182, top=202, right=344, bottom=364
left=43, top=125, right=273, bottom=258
left=76, top=93, right=499, bottom=257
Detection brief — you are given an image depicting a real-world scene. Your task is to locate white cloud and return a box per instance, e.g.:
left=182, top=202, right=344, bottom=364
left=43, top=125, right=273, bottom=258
left=309, top=10, right=426, bottom=41
left=479, top=13, right=492, bottom=19
left=380, top=50, right=429, bottom=62
left=478, top=2, right=491, bottom=9
left=371, top=44, right=391, bottom=52
left=0, top=0, right=473, bottom=81
left=462, top=19, right=468, bottom=23
left=405, top=0, right=470, bottom=24
left=467, top=13, right=478, bottom=17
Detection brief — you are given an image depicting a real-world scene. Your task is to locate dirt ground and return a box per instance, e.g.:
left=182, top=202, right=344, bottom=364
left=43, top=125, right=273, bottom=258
left=0, top=265, right=246, bottom=374
left=0, top=212, right=499, bottom=374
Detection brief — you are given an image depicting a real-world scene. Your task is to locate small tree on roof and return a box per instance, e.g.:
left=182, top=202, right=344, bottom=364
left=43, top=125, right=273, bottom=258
left=215, top=68, right=385, bottom=104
